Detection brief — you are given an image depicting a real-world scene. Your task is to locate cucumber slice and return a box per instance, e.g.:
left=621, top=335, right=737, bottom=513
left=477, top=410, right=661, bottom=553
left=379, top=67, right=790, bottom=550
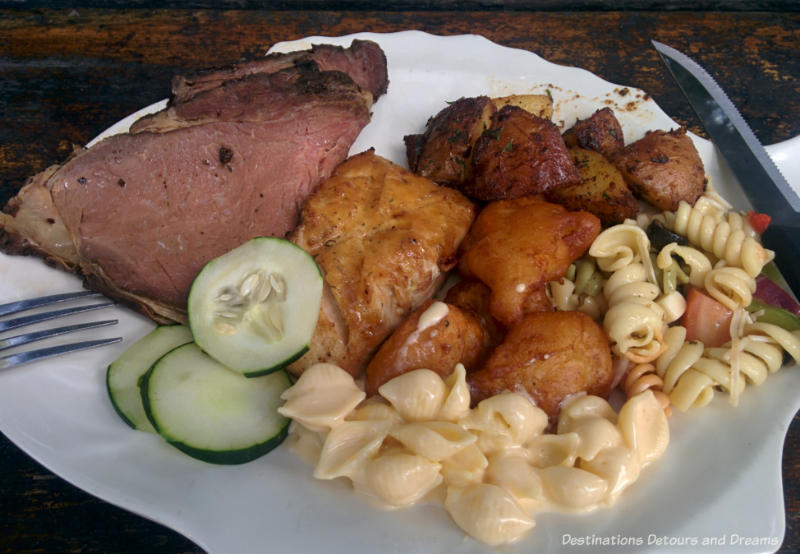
left=188, top=237, right=322, bottom=377
left=141, top=342, right=291, bottom=464
left=106, top=325, right=193, bottom=431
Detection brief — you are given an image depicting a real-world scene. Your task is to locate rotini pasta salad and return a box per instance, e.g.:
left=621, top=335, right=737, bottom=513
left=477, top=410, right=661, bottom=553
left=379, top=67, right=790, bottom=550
left=83, top=36, right=800, bottom=550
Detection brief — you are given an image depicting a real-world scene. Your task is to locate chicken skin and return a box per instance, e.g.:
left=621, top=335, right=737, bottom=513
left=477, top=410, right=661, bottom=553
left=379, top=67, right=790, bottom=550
left=289, top=150, right=476, bottom=376
left=468, top=310, right=613, bottom=422
left=458, top=197, right=600, bottom=327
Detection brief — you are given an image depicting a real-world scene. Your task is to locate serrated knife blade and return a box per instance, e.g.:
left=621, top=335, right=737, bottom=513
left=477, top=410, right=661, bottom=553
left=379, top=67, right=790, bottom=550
left=652, top=40, right=800, bottom=295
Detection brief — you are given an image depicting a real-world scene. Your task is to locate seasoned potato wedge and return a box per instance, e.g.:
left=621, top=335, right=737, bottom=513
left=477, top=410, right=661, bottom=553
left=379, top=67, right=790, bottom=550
left=404, top=96, right=496, bottom=187
left=562, top=107, right=625, bottom=159
left=467, top=311, right=613, bottom=422
left=547, top=146, right=638, bottom=225
left=468, top=106, right=582, bottom=201
left=613, top=127, right=705, bottom=211
left=364, top=300, right=488, bottom=396
left=491, top=93, right=553, bottom=120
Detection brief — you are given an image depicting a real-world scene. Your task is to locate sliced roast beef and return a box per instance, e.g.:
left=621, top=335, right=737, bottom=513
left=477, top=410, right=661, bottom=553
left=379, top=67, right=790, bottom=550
left=0, top=40, right=388, bottom=324
left=170, top=40, right=388, bottom=105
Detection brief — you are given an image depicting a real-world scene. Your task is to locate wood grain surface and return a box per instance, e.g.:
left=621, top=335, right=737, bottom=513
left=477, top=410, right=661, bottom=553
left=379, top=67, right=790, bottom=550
left=0, top=8, right=798, bottom=553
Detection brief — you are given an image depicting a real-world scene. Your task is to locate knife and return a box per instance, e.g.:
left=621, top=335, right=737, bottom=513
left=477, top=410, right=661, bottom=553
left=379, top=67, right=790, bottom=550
left=652, top=40, right=800, bottom=296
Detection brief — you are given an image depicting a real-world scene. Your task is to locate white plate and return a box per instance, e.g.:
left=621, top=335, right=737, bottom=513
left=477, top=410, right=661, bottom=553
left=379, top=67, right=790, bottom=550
left=1, top=31, right=797, bottom=554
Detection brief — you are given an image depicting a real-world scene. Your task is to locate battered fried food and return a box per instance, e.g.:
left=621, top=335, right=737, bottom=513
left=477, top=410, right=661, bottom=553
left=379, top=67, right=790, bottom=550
left=458, top=197, right=601, bottom=327
left=443, top=279, right=506, bottom=350
left=467, top=310, right=613, bottom=422
left=614, top=127, right=705, bottom=211
left=364, top=300, right=488, bottom=396
left=289, top=150, right=476, bottom=377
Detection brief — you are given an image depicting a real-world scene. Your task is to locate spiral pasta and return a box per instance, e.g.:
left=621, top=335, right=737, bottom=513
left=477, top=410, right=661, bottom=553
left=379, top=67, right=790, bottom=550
left=601, top=262, right=666, bottom=363
left=664, top=197, right=774, bottom=277
left=547, top=258, right=607, bottom=320
left=623, top=362, right=672, bottom=416
left=745, top=321, right=800, bottom=366
left=703, top=265, right=756, bottom=310
left=654, top=321, right=800, bottom=412
left=655, top=242, right=711, bottom=289
left=588, top=221, right=656, bottom=281
left=654, top=326, right=710, bottom=411
left=653, top=242, right=712, bottom=323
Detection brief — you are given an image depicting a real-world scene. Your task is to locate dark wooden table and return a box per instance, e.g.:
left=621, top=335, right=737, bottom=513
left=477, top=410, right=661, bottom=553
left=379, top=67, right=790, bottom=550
left=1, top=8, right=798, bottom=553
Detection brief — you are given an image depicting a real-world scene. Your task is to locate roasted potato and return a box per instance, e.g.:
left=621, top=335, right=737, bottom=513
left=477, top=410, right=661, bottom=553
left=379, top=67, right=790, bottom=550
left=404, top=96, right=495, bottom=187
left=562, top=107, right=625, bottom=159
left=364, top=299, right=488, bottom=396
left=468, top=106, right=582, bottom=201
left=613, top=127, right=705, bottom=211
left=547, top=146, right=639, bottom=225
left=491, top=93, right=553, bottom=120
left=467, top=310, right=613, bottom=422
left=458, top=197, right=600, bottom=327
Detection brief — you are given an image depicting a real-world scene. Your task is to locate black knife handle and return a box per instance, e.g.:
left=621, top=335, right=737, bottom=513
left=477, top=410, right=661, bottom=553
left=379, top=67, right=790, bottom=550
left=762, top=224, right=800, bottom=298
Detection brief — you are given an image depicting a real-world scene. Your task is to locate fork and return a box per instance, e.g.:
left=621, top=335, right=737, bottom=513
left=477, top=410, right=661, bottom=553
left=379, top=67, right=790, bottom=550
left=0, top=291, right=122, bottom=369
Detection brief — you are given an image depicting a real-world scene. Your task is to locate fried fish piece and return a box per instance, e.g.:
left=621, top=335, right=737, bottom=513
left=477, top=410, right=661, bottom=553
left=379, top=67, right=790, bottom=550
left=289, top=150, right=476, bottom=377
left=458, top=197, right=601, bottom=327
left=468, top=106, right=582, bottom=201
left=364, top=299, right=487, bottom=396
left=467, top=310, right=613, bottom=422
left=613, top=127, right=705, bottom=211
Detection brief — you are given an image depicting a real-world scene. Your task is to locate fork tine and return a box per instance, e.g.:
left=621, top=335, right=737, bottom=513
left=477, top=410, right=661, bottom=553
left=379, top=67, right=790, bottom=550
left=0, top=337, right=123, bottom=369
left=0, top=319, right=119, bottom=352
left=0, top=301, right=115, bottom=333
left=0, top=291, right=102, bottom=317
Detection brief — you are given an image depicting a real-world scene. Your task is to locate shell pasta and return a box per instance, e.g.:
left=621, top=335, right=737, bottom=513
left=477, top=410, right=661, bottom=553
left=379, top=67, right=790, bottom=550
left=280, top=364, right=670, bottom=545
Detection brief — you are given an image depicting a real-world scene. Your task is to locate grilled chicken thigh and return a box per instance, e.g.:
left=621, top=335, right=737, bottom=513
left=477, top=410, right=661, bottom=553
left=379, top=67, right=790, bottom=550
left=289, top=150, right=476, bottom=377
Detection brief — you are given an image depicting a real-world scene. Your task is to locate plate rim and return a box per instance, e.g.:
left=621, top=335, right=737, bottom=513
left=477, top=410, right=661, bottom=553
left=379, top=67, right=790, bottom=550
left=1, top=30, right=797, bottom=554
